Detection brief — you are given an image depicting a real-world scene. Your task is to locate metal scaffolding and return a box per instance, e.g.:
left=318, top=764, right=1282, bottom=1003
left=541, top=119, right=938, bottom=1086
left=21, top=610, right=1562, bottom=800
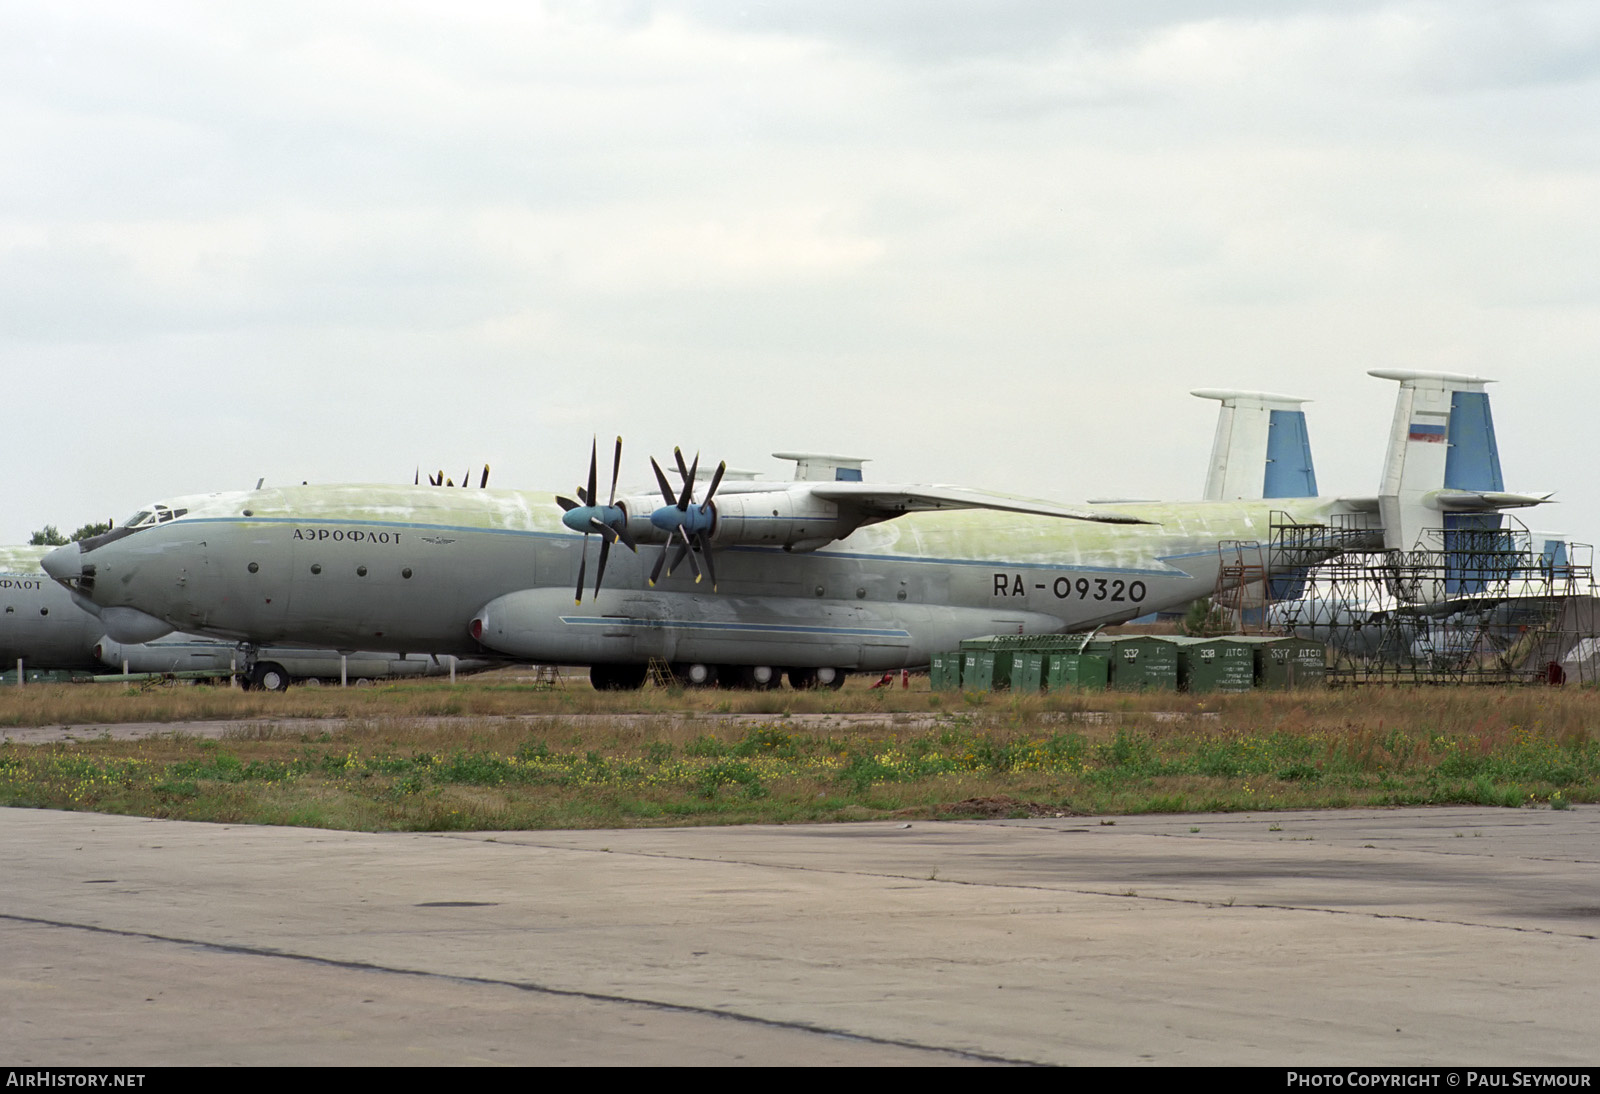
left=1222, top=512, right=1599, bottom=685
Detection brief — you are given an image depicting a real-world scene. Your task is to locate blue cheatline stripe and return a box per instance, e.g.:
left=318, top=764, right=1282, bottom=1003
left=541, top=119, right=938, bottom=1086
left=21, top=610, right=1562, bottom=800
left=559, top=616, right=911, bottom=638
left=167, top=517, right=1190, bottom=576
left=176, top=515, right=572, bottom=541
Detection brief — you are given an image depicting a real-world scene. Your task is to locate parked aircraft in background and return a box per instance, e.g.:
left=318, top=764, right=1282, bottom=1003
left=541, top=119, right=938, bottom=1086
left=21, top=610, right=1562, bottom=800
left=93, top=634, right=489, bottom=690
left=1, top=546, right=104, bottom=673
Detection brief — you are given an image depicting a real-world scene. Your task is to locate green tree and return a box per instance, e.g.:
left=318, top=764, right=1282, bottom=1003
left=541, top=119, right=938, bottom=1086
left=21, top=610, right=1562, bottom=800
left=29, top=521, right=112, bottom=546
left=71, top=521, right=111, bottom=541
left=1181, top=597, right=1230, bottom=637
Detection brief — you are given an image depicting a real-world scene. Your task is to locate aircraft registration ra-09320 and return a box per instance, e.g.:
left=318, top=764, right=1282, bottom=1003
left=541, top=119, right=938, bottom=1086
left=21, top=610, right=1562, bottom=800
left=40, top=372, right=1547, bottom=689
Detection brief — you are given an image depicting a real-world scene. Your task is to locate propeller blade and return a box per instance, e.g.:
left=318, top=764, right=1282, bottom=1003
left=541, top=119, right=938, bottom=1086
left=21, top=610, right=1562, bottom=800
left=698, top=530, right=717, bottom=591
left=649, top=545, right=671, bottom=586
left=676, top=527, right=702, bottom=583
left=577, top=485, right=590, bottom=505
left=462, top=467, right=470, bottom=488
left=704, top=461, right=726, bottom=504
left=651, top=457, right=677, bottom=505
left=676, top=452, right=699, bottom=510
left=414, top=467, right=419, bottom=485
left=574, top=539, right=588, bottom=605
left=664, top=540, right=689, bottom=579
left=608, top=436, right=622, bottom=507
left=480, top=464, right=490, bottom=488
left=594, top=534, right=612, bottom=598
left=556, top=496, right=580, bottom=512
left=588, top=516, right=619, bottom=544
left=586, top=438, right=599, bottom=518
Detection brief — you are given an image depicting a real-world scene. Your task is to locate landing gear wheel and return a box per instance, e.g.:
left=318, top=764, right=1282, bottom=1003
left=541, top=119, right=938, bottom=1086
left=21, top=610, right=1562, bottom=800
left=817, top=666, right=845, bottom=691
left=590, top=663, right=648, bottom=691
left=251, top=662, right=290, bottom=692
left=737, top=665, right=780, bottom=690
left=786, top=668, right=817, bottom=690
left=671, top=662, right=717, bottom=688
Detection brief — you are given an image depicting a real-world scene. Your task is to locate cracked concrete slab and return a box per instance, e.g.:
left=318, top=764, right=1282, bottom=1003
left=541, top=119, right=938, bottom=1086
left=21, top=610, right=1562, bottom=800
left=3, top=805, right=1597, bottom=1065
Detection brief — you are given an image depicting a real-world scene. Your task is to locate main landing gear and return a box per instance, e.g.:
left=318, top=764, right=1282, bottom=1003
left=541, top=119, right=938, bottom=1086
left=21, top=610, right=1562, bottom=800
left=587, top=663, right=848, bottom=691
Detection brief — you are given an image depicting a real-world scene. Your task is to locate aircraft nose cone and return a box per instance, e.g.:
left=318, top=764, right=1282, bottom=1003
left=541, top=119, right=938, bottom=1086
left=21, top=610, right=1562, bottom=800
left=40, top=543, right=82, bottom=585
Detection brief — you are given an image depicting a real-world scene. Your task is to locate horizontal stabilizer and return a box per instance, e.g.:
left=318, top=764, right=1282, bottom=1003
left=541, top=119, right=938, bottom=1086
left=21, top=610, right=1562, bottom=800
left=1337, top=490, right=1550, bottom=515
left=1425, top=490, right=1553, bottom=512
left=806, top=483, right=1154, bottom=525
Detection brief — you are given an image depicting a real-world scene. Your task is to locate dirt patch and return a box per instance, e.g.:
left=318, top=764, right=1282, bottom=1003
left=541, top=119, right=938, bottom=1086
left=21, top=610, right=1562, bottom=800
left=933, top=796, right=1081, bottom=819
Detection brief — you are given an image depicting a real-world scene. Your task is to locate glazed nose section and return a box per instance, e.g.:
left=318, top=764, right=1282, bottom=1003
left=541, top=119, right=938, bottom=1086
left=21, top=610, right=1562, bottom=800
left=41, top=543, right=83, bottom=587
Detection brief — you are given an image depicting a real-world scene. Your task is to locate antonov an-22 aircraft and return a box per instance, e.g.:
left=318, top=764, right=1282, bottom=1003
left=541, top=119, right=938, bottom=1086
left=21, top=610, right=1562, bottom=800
left=40, top=371, right=1545, bottom=689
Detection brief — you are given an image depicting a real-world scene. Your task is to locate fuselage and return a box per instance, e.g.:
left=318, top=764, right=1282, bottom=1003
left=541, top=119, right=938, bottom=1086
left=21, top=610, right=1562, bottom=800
left=43, top=483, right=1366, bottom=671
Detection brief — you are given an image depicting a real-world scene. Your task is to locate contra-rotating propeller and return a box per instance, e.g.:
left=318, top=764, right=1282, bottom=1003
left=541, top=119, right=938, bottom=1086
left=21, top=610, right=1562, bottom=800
left=555, top=437, right=636, bottom=604
left=416, top=466, right=491, bottom=488
left=647, top=447, right=727, bottom=591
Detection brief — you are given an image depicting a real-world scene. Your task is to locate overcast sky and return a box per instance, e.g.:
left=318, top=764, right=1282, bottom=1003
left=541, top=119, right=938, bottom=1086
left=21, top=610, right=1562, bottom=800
left=4, top=1, right=1597, bottom=553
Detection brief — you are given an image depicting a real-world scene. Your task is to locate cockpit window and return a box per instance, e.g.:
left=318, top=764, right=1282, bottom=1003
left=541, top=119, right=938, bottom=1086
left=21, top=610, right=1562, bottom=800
left=122, top=505, right=189, bottom=529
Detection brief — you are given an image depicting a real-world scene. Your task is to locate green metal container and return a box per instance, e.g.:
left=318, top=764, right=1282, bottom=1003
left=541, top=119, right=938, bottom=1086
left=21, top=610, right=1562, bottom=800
left=1012, top=651, right=1046, bottom=693
left=1076, top=636, right=1179, bottom=691
left=1169, top=636, right=1256, bottom=693
left=967, top=649, right=1016, bottom=691
left=929, top=651, right=960, bottom=691
left=1044, top=653, right=1108, bottom=691
left=1225, top=636, right=1328, bottom=688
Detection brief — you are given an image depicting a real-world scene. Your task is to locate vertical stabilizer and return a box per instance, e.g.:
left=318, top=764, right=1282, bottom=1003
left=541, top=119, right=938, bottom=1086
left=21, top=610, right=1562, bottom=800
left=1369, top=370, right=1500, bottom=553
left=1191, top=389, right=1317, bottom=501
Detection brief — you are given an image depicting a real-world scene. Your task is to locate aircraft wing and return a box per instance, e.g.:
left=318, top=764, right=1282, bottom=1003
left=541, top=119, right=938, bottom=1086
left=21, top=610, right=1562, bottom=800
left=805, top=483, right=1154, bottom=525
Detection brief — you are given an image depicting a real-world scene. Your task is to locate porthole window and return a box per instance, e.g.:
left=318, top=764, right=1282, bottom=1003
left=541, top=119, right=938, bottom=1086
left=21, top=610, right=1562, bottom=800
left=897, top=589, right=907, bottom=601
left=310, top=564, right=322, bottom=575
left=855, top=587, right=866, bottom=599
left=40, top=608, right=48, bottom=616
left=357, top=566, right=368, bottom=577
left=402, top=568, right=413, bottom=579
left=814, top=585, right=825, bottom=597
left=247, top=562, right=259, bottom=574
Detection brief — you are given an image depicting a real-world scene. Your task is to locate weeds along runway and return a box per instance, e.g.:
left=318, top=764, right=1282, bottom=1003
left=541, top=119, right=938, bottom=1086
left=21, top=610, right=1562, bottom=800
left=0, top=709, right=1215, bottom=744
left=4, top=804, right=1598, bottom=1065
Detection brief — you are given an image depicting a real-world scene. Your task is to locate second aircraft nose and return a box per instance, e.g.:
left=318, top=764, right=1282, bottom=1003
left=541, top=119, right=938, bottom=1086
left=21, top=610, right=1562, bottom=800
left=40, top=543, right=83, bottom=586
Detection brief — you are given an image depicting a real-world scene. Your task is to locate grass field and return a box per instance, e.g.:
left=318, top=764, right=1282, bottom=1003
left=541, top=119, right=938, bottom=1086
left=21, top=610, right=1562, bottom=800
left=2, top=673, right=1596, bottom=830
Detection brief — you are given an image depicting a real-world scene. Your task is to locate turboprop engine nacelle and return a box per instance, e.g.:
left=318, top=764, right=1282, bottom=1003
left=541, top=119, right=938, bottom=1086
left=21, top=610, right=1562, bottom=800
left=613, top=488, right=858, bottom=552
left=696, top=488, right=857, bottom=552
